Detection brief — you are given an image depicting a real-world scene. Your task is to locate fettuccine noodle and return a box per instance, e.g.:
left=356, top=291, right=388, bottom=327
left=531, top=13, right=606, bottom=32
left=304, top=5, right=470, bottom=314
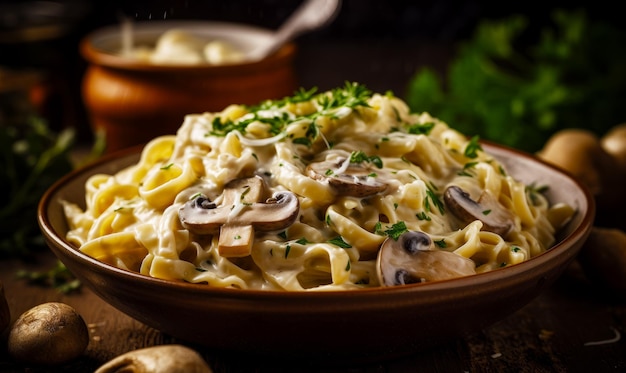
left=63, top=83, right=574, bottom=291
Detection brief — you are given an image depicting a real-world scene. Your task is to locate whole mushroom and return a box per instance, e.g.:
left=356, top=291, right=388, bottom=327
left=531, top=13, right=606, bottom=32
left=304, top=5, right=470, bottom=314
left=8, top=302, right=89, bottom=365
left=600, top=123, right=626, bottom=173
left=537, top=128, right=623, bottom=213
left=578, top=227, right=626, bottom=300
left=377, top=231, right=476, bottom=286
left=443, top=185, right=515, bottom=237
left=95, top=344, right=213, bottom=373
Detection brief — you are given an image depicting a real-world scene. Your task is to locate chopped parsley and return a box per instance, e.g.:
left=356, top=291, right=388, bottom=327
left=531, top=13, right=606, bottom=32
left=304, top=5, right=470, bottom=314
left=295, top=237, right=310, bottom=245
left=350, top=151, right=383, bottom=168
left=424, top=187, right=445, bottom=215
left=207, top=82, right=373, bottom=142
left=285, top=244, right=291, bottom=258
left=458, top=161, right=478, bottom=177
left=328, top=236, right=352, bottom=248
left=317, top=82, right=372, bottom=111
left=464, top=135, right=482, bottom=158
left=406, top=121, right=436, bottom=135
left=377, top=221, right=409, bottom=241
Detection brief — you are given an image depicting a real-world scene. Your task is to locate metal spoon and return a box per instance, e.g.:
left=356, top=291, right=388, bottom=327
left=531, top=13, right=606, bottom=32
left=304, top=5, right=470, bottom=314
left=247, top=0, right=341, bottom=61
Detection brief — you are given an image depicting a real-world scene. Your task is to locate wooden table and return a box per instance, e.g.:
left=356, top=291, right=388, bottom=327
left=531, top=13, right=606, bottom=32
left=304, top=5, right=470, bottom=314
left=3, top=14, right=626, bottom=371
left=1, top=247, right=624, bottom=373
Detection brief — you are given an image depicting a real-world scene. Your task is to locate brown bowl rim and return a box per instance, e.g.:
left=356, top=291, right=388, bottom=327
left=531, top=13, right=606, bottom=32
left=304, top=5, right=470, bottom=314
left=38, top=141, right=596, bottom=301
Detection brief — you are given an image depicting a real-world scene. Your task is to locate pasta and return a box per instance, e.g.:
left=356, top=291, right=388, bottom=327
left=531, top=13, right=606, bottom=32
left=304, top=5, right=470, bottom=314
left=63, top=83, right=574, bottom=291
left=122, top=28, right=246, bottom=65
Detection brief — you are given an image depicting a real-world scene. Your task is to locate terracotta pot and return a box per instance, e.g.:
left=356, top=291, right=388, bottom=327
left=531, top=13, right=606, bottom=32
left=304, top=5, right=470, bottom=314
left=80, top=21, right=298, bottom=153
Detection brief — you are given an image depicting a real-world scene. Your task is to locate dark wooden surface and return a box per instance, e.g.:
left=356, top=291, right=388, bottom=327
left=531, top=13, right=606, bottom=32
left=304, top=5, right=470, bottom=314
left=1, top=248, right=625, bottom=373
left=2, top=2, right=626, bottom=371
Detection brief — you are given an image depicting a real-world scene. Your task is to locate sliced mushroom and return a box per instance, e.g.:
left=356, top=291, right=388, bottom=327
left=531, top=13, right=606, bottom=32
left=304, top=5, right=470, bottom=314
left=444, top=185, right=514, bottom=237
left=179, top=176, right=300, bottom=257
left=306, top=158, right=387, bottom=197
left=377, top=231, right=476, bottom=286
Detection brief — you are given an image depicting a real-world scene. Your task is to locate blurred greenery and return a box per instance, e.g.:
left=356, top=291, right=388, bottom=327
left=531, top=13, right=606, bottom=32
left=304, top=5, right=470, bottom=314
left=405, top=9, right=626, bottom=153
left=0, top=90, right=75, bottom=258
left=0, top=86, right=82, bottom=292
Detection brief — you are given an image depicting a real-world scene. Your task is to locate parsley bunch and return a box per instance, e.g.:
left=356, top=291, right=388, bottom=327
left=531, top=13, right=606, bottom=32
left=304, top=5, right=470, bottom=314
left=406, top=10, right=626, bottom=152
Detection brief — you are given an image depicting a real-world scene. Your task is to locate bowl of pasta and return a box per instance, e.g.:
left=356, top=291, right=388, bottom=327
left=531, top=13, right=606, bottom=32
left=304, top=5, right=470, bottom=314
left=39, top=83, right=594, bottom=360
left=80, top=20, right=297, bottom=153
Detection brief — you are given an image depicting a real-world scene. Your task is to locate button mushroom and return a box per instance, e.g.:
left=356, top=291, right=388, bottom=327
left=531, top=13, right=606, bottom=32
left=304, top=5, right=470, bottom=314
left=377, top=231, right=476, bottom=286
left=578, top=227, right=626, bottom=300
left=94, top=344, right=213, bottom=373
left=444, top=185, right=515, bottom=237
left=179, top=176, right=300, bottom=257
left=305, top=157, right=387, bottom=197
left=7, top=302, right=89, bottom=366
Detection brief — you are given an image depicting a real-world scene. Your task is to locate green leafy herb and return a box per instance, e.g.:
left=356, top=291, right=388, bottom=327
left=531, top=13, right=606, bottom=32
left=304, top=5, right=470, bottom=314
left=383, top=221, right=409, bottom=241
left=464, top=135, right=482, bottom=158
left=434, top=239, right=447, bottom=248
left=328, top=236, right=352, bottom=248
left=16, top=261, right=81, bottom=294
left=349, top=151, right=383, bottom=168
left=0, top=95, right=79, bottom=259
left=295, top=237, right=310, bottom=245
left=405, top=10, right=626, bottom=152
left=424, top=188, right=445, bottom=215
left=406, top=122, right=436, bottom=135
left=458, top=161, right=478, bottom=177
left=317, top=81, right=372, bottom=112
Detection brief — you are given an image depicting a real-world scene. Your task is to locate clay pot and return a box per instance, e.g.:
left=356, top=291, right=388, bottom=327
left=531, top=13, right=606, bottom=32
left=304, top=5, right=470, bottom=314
left=80, top=21, right=298, bottom=153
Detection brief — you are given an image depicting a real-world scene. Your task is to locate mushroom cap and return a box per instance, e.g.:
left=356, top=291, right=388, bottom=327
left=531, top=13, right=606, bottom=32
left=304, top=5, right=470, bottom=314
left=306, top=158, right=387, bottom=197
left=537, top=128, right=611, bottom=196
left=377, top=231, right=476, bottom=286
left=601, top=123, right=626, bottom=170
left=95, top=344, right=213, bottom=373
left=179, top=191, right=300, bottom=234
left=443, top=185, right=514, bottom=237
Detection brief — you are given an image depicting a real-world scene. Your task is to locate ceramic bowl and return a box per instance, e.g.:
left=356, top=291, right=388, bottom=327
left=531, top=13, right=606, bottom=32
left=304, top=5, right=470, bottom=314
left=38, top=142, right=594, bottom=360
left=80, top=20, right=297, bottom=153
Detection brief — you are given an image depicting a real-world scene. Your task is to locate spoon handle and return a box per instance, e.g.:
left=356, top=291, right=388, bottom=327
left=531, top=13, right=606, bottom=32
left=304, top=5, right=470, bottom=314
left=248, top=0, right=341, bottom=60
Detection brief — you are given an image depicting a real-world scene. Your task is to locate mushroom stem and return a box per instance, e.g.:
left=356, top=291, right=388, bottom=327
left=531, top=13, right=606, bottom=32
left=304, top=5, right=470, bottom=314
left=179, top=176, right=300, bottom=257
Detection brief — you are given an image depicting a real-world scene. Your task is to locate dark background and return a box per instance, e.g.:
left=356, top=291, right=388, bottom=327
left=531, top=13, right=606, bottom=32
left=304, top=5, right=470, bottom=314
left=1, top=0, right=623, bottom=142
